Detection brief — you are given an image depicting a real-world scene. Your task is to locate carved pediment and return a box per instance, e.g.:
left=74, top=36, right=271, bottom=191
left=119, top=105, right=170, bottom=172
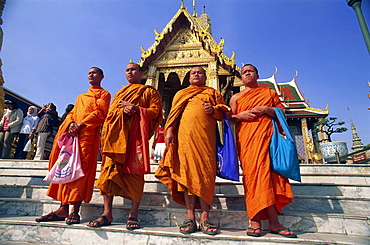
left=157, top=49, right=210, bottom=63
left=168, top=28, right=199, bottom=46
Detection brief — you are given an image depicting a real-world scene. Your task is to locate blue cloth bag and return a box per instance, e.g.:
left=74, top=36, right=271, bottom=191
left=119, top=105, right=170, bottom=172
left=269, top=108, right=301, bottom=182
left=216, top=113, right=240, bottom=182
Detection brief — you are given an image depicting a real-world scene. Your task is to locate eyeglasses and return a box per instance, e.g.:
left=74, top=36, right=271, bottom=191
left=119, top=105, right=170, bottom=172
left=4, top=100, right=12, bottom=104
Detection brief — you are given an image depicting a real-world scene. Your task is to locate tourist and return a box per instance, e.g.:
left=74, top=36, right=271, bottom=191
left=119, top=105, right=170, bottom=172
left=33, top=103, right=58, bottom=160
left=90, top=63, right=162, bottom=230
left=229, top=64, right=297, bottom=238
left=61, top=104, right=74, bottom=123
left=35, top=67, right=111, bottom=225
left=152, top=119, right=166, bottom=163
left=0, top=99, right=23, bottom=158
left=14, top=106, right=39, bottom=159
left=155, top=66, right=228, bottom=235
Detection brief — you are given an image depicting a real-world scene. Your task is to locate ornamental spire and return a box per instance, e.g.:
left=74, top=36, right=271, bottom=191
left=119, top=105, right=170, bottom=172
left=348, top=107, right=365, bottom=152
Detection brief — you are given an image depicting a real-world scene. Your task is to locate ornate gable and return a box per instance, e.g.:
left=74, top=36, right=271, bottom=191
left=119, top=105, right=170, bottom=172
left=138, top=4, right=235, bottom=74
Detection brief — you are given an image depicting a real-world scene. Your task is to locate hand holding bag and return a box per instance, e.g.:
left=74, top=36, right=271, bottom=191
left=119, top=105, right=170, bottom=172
left=44, top=133, right=84, bottom=184
left=216, top=112, right=240, bottom=182
left=269, top=107, right=301, bottom=182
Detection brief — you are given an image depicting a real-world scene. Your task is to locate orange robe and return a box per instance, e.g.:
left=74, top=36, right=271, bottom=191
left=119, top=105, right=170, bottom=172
left=46, top=85, right=111, bottom=205
left=155, top=85, right=227, bottom=208
left=235, top=87, right=294, bottom=220
left=95, top=83, right=162, bottom=203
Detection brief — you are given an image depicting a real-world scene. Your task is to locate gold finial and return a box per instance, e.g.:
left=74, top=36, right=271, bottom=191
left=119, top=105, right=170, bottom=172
left=231, top=51, right=235, bottom=62
left=273, top=66, right=278, bottom=75
left=219, top=37, right=224, bottom=49
left=154, top=28, right=159, bottom=36
left=154, top=28, right=164, bottom=41
left=129, top=58, right=133, bottom=63
left=325, top=103, right=329, bottom=112
left=140, top=45, right=151, bottom=58
left=192, top=0, right=197, bottom=16
left=294, top=69, right=298, bottom=79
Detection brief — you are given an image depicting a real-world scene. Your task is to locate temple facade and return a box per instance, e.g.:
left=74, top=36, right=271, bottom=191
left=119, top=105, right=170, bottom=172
left=136, top=3, right=328, bottom=163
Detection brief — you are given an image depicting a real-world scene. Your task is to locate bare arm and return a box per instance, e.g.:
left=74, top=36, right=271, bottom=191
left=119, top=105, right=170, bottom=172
left=164, top=118, right=179, bottom=146
left=250, top=106, right=276, bottom=118
left=229, top=94, right=258, bottom=124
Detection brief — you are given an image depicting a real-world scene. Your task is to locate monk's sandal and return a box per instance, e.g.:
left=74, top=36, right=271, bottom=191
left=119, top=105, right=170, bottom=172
left=179, top=219, right=196, bottom=234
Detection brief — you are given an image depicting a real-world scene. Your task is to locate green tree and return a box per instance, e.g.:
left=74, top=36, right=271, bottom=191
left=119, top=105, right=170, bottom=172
left=313, top=117, right=348, bottom=142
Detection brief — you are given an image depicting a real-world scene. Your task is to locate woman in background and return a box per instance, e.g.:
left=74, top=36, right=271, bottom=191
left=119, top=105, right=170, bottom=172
left=14, top=106, right=40, bottom=159
left=0, top=100, right=24, bottom=159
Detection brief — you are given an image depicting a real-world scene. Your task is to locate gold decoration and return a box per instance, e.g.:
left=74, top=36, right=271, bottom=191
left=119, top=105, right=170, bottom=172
left=154, top=28, right=164, bottom=42
left=139, top=6, right=235, bottom=68
left=140, top=45, right=151, bottom=58
left=294, top=70, right=298, bottom=79
left=306, top=106, right=329, bottom=114
left=306, top=136, right=323, bottom=164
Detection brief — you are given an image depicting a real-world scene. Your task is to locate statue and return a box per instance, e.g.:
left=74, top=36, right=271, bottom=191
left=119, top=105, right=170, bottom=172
left=306, top=136, right=323, bottom=164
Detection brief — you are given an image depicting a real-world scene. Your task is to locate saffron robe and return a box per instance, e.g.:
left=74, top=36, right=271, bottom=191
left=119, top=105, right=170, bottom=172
left=46, top=85, right=111, bottom=204
left=95, top=83, right=162, bottom=203
left=155, top=85, right=227, bottom=208
left=235, top=86, right=294, bottom=220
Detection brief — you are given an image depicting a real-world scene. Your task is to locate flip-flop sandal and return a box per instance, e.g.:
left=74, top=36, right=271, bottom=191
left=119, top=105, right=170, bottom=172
left=270, top=229, right=298, bottom=238
left=66, top=213, right=80, bottom=225
left=35, top=212, right=66, bottom=222
left=87, top=216, right=112, bottom=228
left=126, top=217, right=140, bottom=230
left=200, top=220, right=219, bottom=235
left=246, top=227, right=261, bottom=237
left=179, top=219, right=196, bottom=234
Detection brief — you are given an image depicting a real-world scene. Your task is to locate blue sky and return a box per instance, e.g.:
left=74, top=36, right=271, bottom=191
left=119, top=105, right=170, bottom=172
left=1, top=0, right=369, bottom=151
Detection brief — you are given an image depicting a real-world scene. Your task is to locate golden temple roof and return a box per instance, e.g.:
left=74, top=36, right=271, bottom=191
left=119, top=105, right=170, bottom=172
left=137, top=4, right=235, bottom=72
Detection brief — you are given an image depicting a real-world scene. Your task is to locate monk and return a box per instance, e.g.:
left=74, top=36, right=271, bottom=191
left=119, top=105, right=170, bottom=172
left=229, top=64, right=297, bottom=238
left=155, top=66, right=228, bottom=235
left=35, top=67, right=111, bottom=225
left=90, top=63, right=162, bottom=230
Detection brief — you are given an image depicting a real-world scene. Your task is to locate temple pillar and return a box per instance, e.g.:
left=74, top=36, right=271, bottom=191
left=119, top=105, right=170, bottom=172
left=207, top=61, right=219, bottom=89
left=145, top=65, right=157, bottom=87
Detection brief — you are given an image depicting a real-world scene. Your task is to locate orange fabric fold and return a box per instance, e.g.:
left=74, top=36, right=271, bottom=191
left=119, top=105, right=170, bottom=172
left=46, top=85, right=111, bottom=205
left=155, top=85, right=226, bottom=208
left=122, top=107, right=150, bottom=174
left=95, top=83, right=162, bottom=202
left=235, top=87, right=294, bottom=220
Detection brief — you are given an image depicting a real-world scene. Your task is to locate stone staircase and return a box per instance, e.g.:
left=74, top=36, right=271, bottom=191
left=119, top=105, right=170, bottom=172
left=0, top=160, right=369, bottom=244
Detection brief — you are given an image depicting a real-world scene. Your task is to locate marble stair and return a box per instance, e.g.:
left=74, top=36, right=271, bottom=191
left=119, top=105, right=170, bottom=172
left=0, top=160, right=369, bottom=244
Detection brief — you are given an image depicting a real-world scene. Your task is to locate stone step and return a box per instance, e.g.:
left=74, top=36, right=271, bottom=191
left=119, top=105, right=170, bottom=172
left=1, top=216, right=369, bottom=245
left=299, top=164, right=370, bottom=175
left=291, top=174, right=370, bottom=185
left=0, top=199, right=369, bottom=237
left=2, top=165, right=370, bottom=188
left=2, top=160, right=370, bottom=175
left=291, top=183, right=370, bottom=198
left=1, top=172, right=369, bottom=198
left=1, top=184, right=369, bottom=215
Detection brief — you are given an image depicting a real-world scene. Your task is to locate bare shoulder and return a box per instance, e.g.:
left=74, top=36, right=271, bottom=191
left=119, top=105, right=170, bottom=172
left=230, top=91, right=244, bottom=104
